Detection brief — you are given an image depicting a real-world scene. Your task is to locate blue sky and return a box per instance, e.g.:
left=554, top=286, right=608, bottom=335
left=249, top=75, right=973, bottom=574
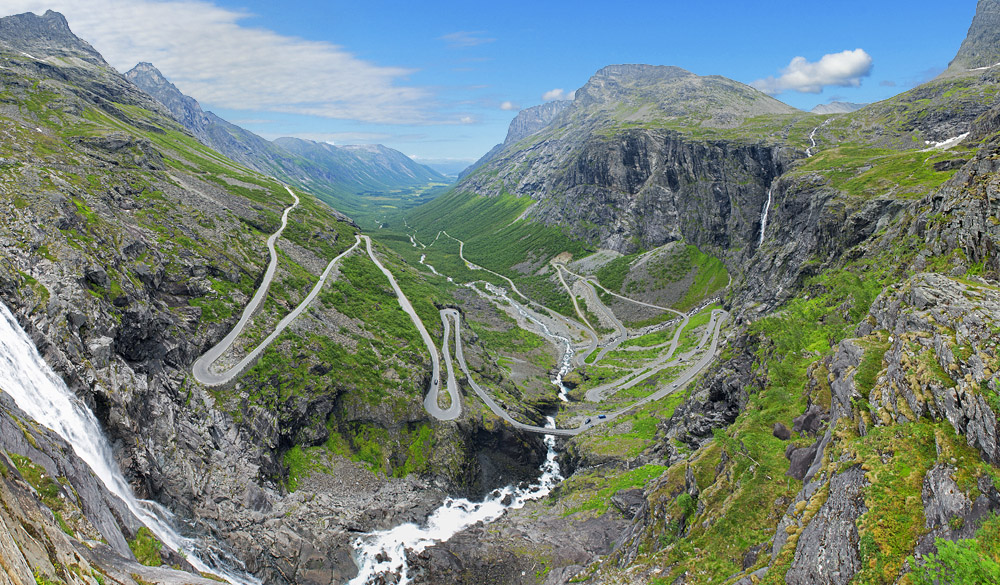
left=1, top=1, right=981, bottom=166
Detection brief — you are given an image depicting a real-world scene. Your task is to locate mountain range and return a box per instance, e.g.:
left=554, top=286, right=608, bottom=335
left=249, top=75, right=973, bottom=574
left=124, top=61, right=447, bottom=223
left=1, top=4, right=999, bottom=585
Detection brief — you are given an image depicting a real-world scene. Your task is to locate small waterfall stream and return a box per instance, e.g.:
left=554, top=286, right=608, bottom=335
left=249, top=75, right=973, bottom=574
left=0, top=302, right=253, bottom=584
left=758, top=188, right=773, bottom=247
left=485, top=283, right=574, bottom=401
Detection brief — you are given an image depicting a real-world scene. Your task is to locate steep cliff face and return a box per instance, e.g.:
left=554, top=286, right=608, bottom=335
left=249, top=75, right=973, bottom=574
left=455, top=65, right=801, bottom=256
left=526, top=131, right=793, bottom=256
left=947, top=0, right=1000, bottom=73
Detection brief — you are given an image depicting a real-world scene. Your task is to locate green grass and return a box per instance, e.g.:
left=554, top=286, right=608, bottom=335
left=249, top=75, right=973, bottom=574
left=469, top=318, right=553, bottom=367
left=284, top=446, right=309, bottom=492
left=855, top=335, right=891, bottom=397
left=128, top=527, right=163, bottom=567
left=399, top=424, right=435, bottom=477
left=568, top=393, right=688, bottom=459
left=9, top=453, right=63, bottom=511
left=595, top=253, right=640, bottom=292
left=675, top=304, right=719, bottom=354
left=674, top=248, right=729, bottom=311
left=560, top=465, right=668, bottom=517
left=622, top=322, right=680, bottom=348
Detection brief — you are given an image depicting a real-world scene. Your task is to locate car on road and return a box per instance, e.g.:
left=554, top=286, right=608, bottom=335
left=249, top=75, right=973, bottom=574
left=672, top=383, right=678, bottom=388
left=585, top=418, right=591, bottom=424
left=598, top=414, right=607, bottom=419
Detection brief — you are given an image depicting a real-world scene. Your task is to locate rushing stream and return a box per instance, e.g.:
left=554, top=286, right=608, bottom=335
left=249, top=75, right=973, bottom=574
left=483, top=283, right=575, bottom=401
left=349, top=282, right=576, bottom=584
left=0, top=302, right=254, bottom=584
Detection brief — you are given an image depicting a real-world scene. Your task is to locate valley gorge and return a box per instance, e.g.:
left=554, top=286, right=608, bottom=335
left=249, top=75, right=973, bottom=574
left=1, top=4, right=1000, bottom=585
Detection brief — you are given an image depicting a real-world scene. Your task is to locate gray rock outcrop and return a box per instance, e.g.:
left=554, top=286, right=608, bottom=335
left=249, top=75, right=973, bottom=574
left=947, top=0, right=1000, bottom=72
left=784, top=466, right=867, bottom=585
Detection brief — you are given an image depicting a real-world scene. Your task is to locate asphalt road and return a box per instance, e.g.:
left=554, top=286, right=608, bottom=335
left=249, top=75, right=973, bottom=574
left=441, top=306, right=728, bottom=436
left=192, top=194, right=361, bottom=386
left=361, top=236, right=459, bottom=421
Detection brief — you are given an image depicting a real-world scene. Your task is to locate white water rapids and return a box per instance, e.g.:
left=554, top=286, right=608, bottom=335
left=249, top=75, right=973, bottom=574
left=758, top=188, right=773, bottom=247
left=349, top=419, right=562, bottom=585
left=349, top=282, right=575, bottom=584
left=0, top=302, right=253, bottom=584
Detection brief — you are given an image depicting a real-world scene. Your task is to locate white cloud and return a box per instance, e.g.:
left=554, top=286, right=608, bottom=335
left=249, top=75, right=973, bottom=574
left=1, top=1, right=432, bottom=124
left=542, top=88, right=576, bottom=101
left=439, top=31, right=495, bottom=48
left=459, top=116, right=476, bottom=124
left=542, top=88, right=565, bottom=101
left=499, top=101, right=518, bottom=111
left=751, top=49, right=874, bottom=95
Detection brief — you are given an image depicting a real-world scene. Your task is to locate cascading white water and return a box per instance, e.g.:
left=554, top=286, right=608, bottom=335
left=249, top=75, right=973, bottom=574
left=758, top=188, right=773, bottom=247
left=419, top=254, right=441, bottom=276
left=0, top=302, right=253, bottom=584
left=806, top=126, right=819, bottom=157
left=349, top=417, right=563, bottom=585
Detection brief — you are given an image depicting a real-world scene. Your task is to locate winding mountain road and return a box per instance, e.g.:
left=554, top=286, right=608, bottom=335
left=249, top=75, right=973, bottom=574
left=361, top=235, right=459, bottom=421
left=193, top=187, right=358, bottom=386
left=441, top=307, right=728, bottom=435
left=585, top=309, right=717, bottom=402
left=194, top=202, right=729, bottom=433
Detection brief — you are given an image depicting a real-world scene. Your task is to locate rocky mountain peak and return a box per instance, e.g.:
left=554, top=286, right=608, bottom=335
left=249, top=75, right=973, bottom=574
left=0, top=10, right=105, bottom=65
left=947, top=0, right=1000, bottom=72
left=503, top=101, right=571, bottom=145
left=125, top=62, right=207, bottom=125
left=567, top=63, right=799, bottom=130
left=574, top=64, right=694, bottom=106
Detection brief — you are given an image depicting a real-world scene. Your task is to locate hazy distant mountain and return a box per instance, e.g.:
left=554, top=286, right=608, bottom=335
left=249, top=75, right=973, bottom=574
left=126, top=62, right=446, bottom=218
left=810, top=102, right=867, bottom=114
left=412, top=159, right=478, bottom=177
left=274, top=139, right=446, bottom=194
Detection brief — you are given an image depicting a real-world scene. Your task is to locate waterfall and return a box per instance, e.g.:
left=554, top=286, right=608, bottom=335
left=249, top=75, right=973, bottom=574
left=419, top=254, right=441, bottom=276
left=0, top=302, right=253, bottom=584
left=758, top=188, right=773, bottom=247
left=349, top=417, right=563, bottom=585
left=806, top=126, right=819, bottom=157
